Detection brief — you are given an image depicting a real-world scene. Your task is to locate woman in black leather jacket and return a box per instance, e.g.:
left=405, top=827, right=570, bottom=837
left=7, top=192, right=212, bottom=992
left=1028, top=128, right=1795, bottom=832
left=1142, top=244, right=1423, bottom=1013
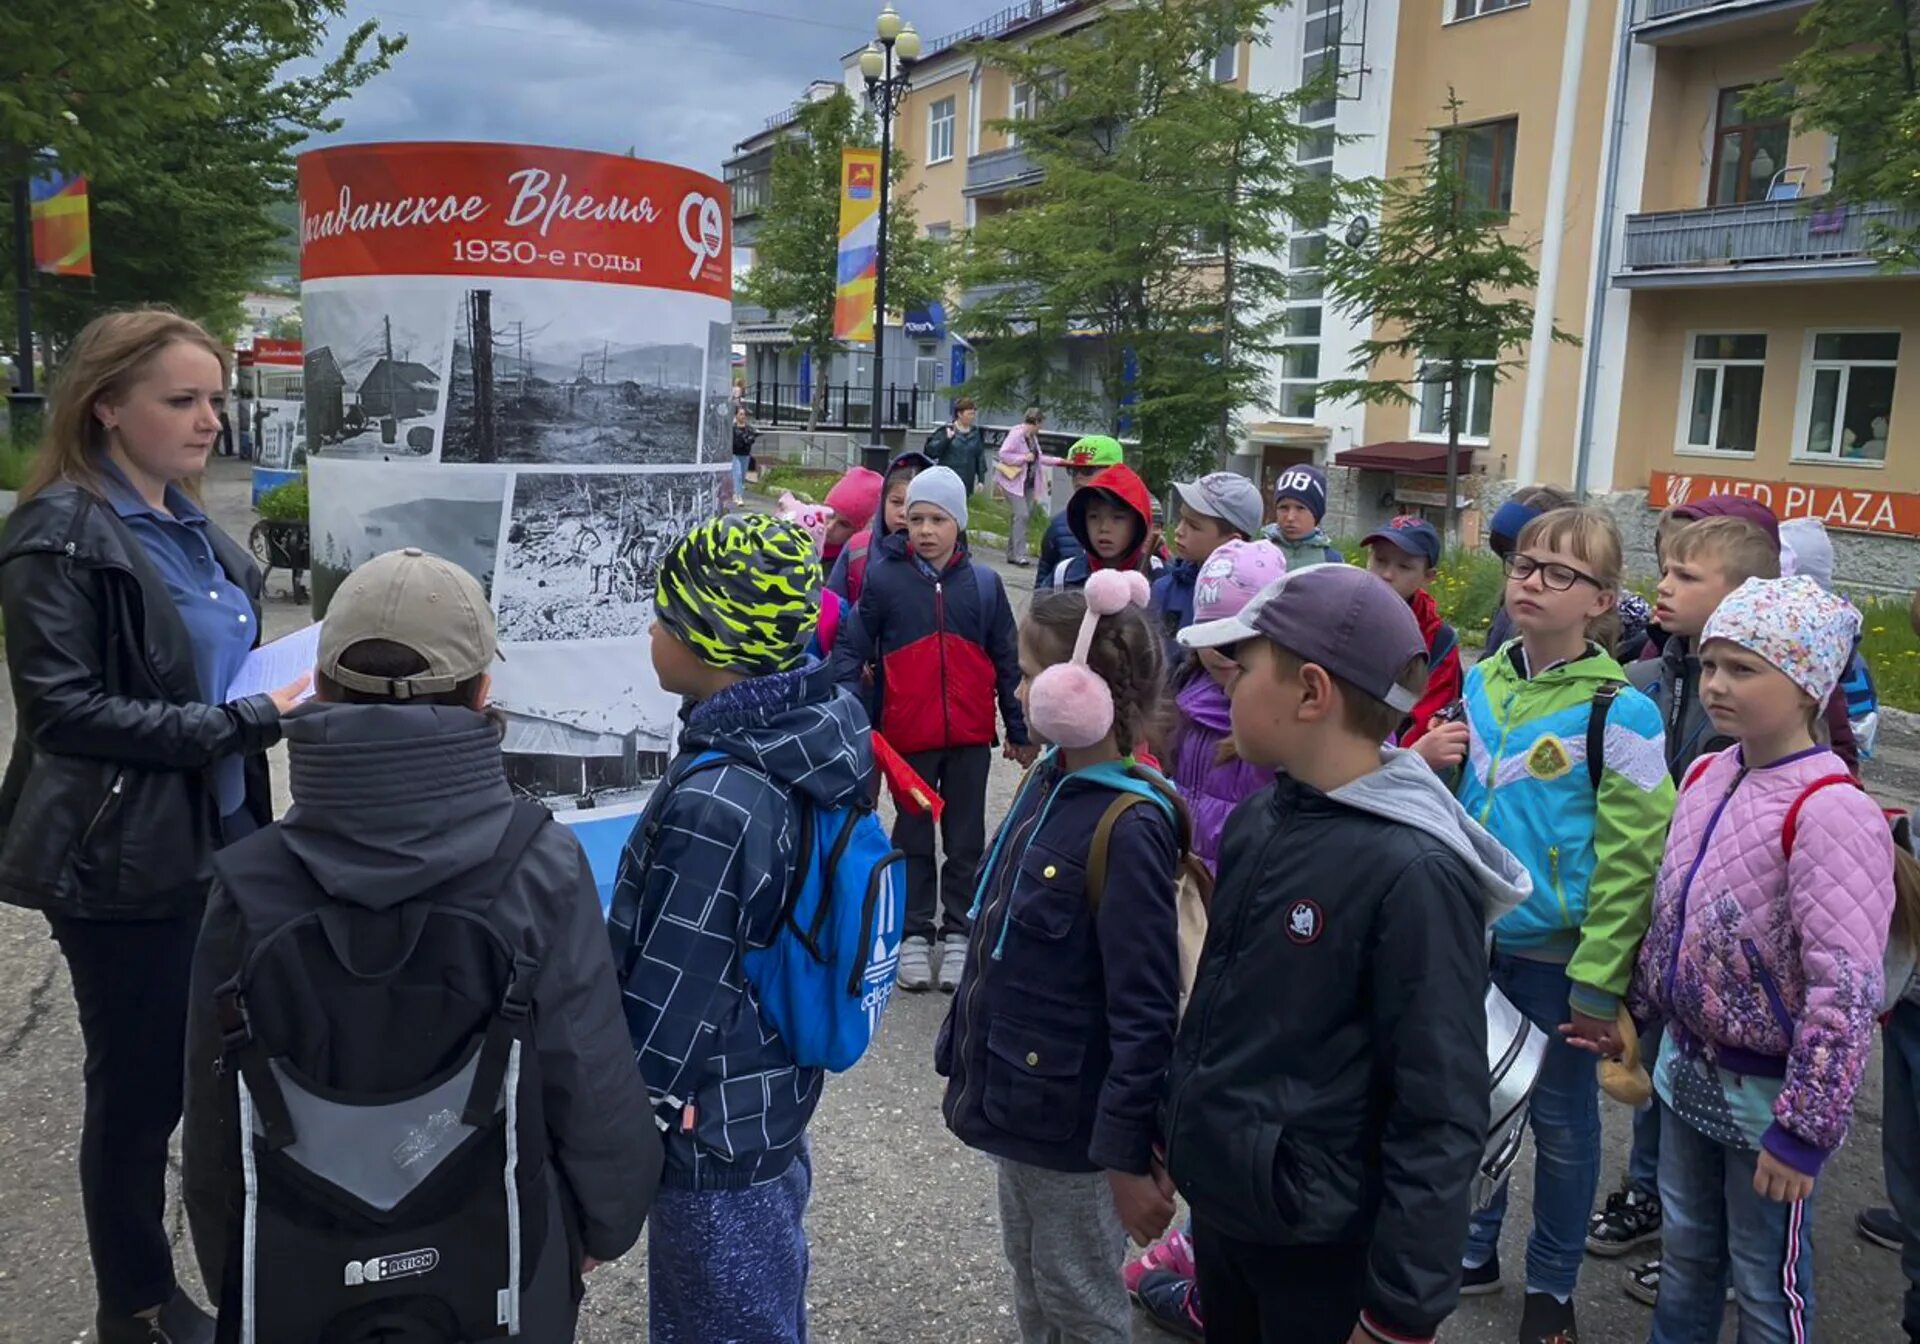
left=0, top=310, right=307, bottom=1344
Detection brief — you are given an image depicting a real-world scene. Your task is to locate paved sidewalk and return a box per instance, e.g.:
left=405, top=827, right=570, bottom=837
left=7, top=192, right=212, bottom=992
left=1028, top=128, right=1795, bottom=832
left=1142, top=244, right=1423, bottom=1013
left=0, top=458, right=1908, bottom=1342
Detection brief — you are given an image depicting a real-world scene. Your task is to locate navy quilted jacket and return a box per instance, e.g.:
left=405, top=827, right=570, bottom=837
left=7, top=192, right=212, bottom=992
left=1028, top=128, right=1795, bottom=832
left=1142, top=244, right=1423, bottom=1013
left=606, top=660, right=871, bottom=1190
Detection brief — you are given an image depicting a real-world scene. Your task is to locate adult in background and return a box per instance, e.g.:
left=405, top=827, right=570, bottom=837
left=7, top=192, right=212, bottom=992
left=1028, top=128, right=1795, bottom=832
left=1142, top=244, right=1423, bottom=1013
left=731, top=403, right=758, bottom=506
left=993, top=405, right=1053, bottom=567
left=0, top=309, right=307, bottom=1344
left=925, top=395, right=986, bottom=494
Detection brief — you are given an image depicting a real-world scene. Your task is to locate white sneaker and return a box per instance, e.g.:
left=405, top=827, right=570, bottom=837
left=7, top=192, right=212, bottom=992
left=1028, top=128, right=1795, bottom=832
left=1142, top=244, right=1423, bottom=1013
left=938, top=934, right=969, bottom=993
left=897, top=936, right=933, bottom=992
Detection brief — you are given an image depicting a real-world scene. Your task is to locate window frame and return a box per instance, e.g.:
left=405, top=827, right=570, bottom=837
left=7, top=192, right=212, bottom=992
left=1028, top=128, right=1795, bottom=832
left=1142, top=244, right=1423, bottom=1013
left=926, top=96, right=956, bottom=166
left=1791, top=328, right=1902, bottom=468
left=1212, top=39, right=1239, bottom=82
left=1675, top=331, right=1768, bottom=460
left=1411, top=354, right=1497, bottom=446
left=1447, top=0, right=1529, bottom=23
left=1440, top=116, right=1519, bottom=218
left=1709, top=84, right=1792, bottom=207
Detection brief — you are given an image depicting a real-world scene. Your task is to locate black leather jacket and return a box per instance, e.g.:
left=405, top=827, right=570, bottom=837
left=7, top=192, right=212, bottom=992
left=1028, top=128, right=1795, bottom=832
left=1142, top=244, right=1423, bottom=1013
left=0, top=484, right=280, bottom=918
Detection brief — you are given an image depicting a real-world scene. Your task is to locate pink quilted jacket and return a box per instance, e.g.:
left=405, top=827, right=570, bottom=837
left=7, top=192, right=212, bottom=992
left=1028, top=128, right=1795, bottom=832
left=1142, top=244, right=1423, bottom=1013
left=1629, top=744, right=1892, bottom=1167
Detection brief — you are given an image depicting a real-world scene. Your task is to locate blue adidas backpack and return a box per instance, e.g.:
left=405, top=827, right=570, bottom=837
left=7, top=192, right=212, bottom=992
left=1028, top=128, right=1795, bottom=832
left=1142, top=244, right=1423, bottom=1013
left=662, top=752, right=906, bottom=1073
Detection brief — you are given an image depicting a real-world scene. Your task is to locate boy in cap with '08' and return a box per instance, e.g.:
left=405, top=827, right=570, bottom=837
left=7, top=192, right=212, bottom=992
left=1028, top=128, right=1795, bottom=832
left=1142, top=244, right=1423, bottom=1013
left=1163, top=565, right=1530, bottom=1344
left=183, top=548, right=659, bottom=1344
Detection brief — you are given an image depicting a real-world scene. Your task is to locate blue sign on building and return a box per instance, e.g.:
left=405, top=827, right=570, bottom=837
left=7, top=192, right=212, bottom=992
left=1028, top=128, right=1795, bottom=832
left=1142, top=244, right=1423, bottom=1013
left=903, top=302, right=946, bottom=340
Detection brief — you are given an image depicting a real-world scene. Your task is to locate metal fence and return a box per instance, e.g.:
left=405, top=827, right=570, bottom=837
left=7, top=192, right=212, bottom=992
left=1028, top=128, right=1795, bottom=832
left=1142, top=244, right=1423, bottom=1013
left=744, top=382, right=948, bottom=431
left=1620, top=199, right=1920, bottom=272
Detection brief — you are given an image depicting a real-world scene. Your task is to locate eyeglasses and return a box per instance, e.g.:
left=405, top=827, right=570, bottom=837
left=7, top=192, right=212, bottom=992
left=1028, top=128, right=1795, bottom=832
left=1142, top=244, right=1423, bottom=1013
left=1502, top=553, right=1603, bottom=592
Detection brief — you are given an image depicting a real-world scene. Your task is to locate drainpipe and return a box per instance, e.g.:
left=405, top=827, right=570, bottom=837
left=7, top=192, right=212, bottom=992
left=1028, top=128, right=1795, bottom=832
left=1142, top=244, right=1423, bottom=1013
left=1514, top=0, right=1594, bottom=487
left=1573, top=0, right=1639, bottom=499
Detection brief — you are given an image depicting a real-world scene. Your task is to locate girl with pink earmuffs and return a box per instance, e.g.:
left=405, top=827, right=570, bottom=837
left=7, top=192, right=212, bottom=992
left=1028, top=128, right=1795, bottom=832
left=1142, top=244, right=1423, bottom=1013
left=934, top=569, right=1190, bottom=1342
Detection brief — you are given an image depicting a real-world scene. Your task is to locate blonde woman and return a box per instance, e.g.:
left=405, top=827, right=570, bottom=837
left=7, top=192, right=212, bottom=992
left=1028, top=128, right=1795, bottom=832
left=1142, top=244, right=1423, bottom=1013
left=0, top=309, right=306, bottom=1343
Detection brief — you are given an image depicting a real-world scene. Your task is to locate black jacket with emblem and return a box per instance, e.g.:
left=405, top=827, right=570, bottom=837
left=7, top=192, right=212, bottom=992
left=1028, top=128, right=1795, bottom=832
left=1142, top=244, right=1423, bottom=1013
left=1162, top=751, right=1531, bottom=1343
left=0, top=483, right=278, bottom=918
left=935, top=754, right=1181, bottom=1176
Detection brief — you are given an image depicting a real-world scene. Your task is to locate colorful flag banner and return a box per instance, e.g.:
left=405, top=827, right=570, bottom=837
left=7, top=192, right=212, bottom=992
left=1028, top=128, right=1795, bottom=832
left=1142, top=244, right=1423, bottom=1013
left=833, top=148, right=882, bottom=342
left=31, top=171, right=93, bottom=277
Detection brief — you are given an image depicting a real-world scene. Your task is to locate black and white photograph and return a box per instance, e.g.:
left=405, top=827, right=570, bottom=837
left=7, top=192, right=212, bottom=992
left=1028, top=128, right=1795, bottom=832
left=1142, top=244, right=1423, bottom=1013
left=442, top=278, right=723, bottom=467
left=494, top=467, right=722, bottom=643
left=302, top=282, right=456, bottom=461
left=308, top=458, right=509, bottom=616
left=487, top=640, right=678, bottom=815
left=702, top=318, right=737, bottom=465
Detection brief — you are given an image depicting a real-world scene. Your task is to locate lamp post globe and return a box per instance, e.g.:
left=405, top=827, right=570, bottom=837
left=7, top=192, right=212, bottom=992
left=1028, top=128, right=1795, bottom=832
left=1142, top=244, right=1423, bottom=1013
left=896, top=23, right=921, bottom=61
left=875, top=4, right=903, bottom=41
left=859, top=43, right=885, bottom=82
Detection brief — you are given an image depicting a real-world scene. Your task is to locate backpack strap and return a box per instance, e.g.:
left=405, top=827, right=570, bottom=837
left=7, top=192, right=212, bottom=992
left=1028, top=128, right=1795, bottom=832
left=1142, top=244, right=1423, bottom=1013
left=1083, top=764, right=1190, bottom=911
left=971, top=562, right=1002, bottom=615
left=1587, top=682, right=1621, bottom=792
left=1782, top=774, right=1865, bottom=859
left=1429, top=620, right=1458, bottom=669
left=1680, top=754, right=1718, bottom=795
left=1053, top=558, right=1074, bottom=589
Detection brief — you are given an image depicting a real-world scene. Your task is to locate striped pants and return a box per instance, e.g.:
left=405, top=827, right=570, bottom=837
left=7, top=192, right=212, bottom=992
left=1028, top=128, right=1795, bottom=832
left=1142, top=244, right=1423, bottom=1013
left=1651, top=1101, right=1815, bottom=1344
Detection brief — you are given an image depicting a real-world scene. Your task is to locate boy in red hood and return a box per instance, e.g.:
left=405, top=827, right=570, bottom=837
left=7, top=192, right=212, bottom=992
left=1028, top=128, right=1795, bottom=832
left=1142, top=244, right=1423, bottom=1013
left=1362, top=516, right=1461, bottom=747
left=1049, top=464, right=1166, bottom=590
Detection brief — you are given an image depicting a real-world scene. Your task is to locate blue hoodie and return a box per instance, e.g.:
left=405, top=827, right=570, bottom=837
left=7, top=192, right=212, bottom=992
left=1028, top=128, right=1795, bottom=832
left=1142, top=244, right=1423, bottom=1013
left=607, top=660, right=871, bottom=1190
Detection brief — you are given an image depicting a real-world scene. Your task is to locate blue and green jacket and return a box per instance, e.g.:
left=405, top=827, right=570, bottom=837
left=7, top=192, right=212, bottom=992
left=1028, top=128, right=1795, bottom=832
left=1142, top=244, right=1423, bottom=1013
left=1456, top=641, right=1675, bottom=1019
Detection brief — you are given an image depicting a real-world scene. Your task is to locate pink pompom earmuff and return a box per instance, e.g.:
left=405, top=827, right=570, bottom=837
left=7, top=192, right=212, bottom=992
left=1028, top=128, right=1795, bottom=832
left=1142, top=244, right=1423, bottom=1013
left=1027, top=569, right=1151, bottom=748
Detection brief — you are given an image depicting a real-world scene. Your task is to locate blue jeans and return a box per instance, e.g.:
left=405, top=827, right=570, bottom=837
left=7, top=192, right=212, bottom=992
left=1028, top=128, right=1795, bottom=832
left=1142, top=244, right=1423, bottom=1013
left=1885, top=1000, right=1920, bottom=1342
left=731, top=454, right=749, bottom=501
left=1652, top=1103, right=1815, bottom=1344
left=648, top=1145, right=812, bottom=1344
left=1627, top=1023, right=1664, bottom=1196
left=1463, top=953, right=1600, bottom=1301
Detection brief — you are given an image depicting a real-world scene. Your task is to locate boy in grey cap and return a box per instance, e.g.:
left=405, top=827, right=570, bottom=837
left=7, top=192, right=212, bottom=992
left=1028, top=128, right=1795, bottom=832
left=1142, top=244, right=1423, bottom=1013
left=1160, top=565, right=1527, bottom=1344
left=1152, top=471, right=1265, bottom=667
left=182, top=548, right=659, bottom=1343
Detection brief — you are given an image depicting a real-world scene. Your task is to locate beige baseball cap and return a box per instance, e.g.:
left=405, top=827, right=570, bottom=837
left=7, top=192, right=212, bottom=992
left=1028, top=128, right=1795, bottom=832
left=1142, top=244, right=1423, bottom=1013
left=318, top=548, right=498, bottom=699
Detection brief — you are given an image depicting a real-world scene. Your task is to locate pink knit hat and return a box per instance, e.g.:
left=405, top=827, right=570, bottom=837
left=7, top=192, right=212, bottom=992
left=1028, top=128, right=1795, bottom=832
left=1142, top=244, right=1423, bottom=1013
left=825, top=467, right=885, bottom=534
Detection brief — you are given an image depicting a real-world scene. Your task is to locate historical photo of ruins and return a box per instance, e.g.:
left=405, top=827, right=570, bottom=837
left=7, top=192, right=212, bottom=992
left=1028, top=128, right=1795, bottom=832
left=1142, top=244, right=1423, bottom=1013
left=308, top=458, right=509, bottom=616
left=486, top=639, right=678, bottom=815
left=302, top=284, right=454, bottom=461
left=494, top=467, right=722, bottom=643
left=702, top=317, right=735, bottom=465
left=441, top=280, right=716, bottom=467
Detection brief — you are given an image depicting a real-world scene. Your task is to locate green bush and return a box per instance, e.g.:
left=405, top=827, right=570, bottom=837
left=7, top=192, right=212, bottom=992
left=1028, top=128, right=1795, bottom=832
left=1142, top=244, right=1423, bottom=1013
left=1339, top=540, right=1508, bottom=641
left=1857, top=597, right=1920, bottom=714
left=255, top=477, right=309, bottom=523
left=755, top=464, right=1046, bottom=546
left=0, top=442, right=35, bottom=492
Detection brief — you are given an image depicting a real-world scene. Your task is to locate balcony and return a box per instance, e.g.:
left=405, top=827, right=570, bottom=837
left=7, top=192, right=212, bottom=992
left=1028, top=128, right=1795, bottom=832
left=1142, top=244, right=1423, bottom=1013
left=964, top=144, right=1044, bottom=199
left=1633, top=0, right=1815, bottom=45
left=1616, top=199, right=1920, bottom=287
left=727, top=167, right=771, bottom=222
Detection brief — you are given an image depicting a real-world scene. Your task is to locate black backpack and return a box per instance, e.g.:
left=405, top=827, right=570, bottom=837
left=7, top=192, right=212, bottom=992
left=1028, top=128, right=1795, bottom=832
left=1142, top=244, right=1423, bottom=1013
left=210, top=802, right=553, bottom=1344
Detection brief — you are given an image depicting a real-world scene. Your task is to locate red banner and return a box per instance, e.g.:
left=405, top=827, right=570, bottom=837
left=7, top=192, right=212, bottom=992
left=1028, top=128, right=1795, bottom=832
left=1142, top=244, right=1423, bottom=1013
left=241, top=338, right=303, bottom=367
left=297, top=142, right=730, bottom=297
left=1649, top=469, right=1920, bottom=538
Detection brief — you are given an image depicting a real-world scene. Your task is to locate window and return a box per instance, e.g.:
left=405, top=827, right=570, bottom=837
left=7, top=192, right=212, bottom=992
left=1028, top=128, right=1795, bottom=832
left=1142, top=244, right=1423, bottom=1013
left=1451, top=0, right=1528, bottom=17
left=1679, top=334, right=1767, bottom=456
left=1797, top=331, right=1900, bottom=463
left=1711, top=87, right=1790, bottom=206
left=1010, top=81, right=1040, bottom=143
left=1276, top=4, right=1342, bottom=422
left=927, top=97, right=955, bottom=165
left=1442, top=118, right=1518, bottom=216
left=925, top=221, right=951, bottom=243
left=1213, top=40, right=1238, bottom=82
left=1417, top=356, right=1496, bottom=442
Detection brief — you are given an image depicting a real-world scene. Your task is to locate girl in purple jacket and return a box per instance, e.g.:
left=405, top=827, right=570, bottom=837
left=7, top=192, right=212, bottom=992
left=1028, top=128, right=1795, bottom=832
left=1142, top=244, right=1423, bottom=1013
left=1624, top=576, right=1892, bottom=1344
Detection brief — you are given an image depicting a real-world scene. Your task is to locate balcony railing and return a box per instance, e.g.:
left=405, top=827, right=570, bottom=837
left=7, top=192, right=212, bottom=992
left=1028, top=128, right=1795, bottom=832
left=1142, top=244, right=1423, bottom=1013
left=965, top=144, right=1045, bottom=198
left=921, top=1, right=1082, bottom=63
left=1619, top=199, right=1919, bottom=278
left=1635, top=0, right=1815, bottom=33
left=728, top=168, right=771, bottom=220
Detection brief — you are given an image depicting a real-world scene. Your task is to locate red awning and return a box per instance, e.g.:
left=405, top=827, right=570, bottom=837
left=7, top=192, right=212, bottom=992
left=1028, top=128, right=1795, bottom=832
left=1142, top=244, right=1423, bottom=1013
left=1334, top=441, right=1475, bottom=474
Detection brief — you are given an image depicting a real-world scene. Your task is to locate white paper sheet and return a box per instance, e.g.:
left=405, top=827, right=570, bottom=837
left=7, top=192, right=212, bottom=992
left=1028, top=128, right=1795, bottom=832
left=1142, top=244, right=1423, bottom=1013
left=227, top=621, right=321, bottom=703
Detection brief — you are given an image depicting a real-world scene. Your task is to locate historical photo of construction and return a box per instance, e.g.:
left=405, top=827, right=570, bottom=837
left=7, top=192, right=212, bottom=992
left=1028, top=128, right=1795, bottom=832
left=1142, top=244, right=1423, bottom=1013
left=441, top=279, right=715, bottom=467
left=302, top=283, right=455, bottom=461
left=308, top=458, right=509, bottom=616
left=494, top=467, right=721, bottom=643
left=487, top=639, right=678, bottom=815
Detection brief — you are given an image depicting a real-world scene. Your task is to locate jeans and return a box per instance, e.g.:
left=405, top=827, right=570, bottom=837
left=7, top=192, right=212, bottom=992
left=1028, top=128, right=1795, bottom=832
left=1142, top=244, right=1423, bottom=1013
left=1627, top=1023, right=1665, bottom=1196
left=1009, top=489, right=1033, bottom=564
left=1651, top=1102, right=1815, bottom=1344
left=46, top=910, right=205, bottom=1316
left=1885, top=1000, right=1920, bottom=1342
left=1463, top=952, right=1600, bottom=1301
left=648, top=1144, right=812, bottom=1344
left=731, top=454, right=749, bottom=501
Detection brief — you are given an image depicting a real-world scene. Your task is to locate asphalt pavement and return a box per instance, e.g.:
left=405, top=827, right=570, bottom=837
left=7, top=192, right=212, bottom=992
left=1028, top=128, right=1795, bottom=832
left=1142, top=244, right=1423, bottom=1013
left=0, top=457, right=1908, bottom=1341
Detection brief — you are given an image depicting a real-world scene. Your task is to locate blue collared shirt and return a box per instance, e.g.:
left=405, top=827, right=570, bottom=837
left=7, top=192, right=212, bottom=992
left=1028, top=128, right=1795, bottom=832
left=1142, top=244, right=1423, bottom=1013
left=99, top=460, right=256, bottom=816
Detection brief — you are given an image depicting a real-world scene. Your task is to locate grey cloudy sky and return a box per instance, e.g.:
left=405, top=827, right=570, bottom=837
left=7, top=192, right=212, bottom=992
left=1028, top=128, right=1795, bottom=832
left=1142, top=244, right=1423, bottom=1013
left=308, top=0, right=957, bottom=171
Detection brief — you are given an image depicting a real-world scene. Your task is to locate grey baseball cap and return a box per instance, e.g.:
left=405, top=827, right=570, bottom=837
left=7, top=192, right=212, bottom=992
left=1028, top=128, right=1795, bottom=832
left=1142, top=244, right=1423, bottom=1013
left=1172, top=471, right=1265, bottom=540
left=1179, top=563, right=1428, bottom=712
left=318, top=548, right=499, bottom=698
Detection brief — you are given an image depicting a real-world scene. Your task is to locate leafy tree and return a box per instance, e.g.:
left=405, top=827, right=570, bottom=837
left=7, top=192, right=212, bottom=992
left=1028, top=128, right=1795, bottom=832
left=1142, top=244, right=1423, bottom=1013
left=955, top=0, right=1336, bottom=488
left=0, top=2, right=402, bottom=357
left=1748, top=0, right=1920, bottom=265
left=738, top=88, right=944, bottom=428
left=1319, top=93, right=1576, bottom=547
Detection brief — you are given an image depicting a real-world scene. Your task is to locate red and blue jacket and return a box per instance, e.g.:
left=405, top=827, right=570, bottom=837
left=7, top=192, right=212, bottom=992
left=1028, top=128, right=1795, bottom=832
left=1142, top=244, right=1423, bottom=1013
left=831, top=533, right=1029, bottom=755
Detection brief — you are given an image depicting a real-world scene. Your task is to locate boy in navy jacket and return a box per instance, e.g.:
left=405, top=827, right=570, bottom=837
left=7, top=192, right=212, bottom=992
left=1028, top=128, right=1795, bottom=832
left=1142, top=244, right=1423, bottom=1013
left=608, top=514, right=871, bottom=1344
left=832, top=466, right=1032, bottom=993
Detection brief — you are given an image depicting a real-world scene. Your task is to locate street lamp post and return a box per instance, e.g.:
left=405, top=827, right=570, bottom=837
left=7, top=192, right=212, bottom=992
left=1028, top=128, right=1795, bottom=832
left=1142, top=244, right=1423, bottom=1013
left=859, top=6, right=920, bottom=474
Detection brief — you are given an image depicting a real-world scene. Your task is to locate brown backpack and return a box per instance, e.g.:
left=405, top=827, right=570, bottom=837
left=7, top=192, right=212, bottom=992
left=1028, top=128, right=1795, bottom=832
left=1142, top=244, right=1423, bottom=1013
left=1085, top=768, right=1215, bottom=1016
